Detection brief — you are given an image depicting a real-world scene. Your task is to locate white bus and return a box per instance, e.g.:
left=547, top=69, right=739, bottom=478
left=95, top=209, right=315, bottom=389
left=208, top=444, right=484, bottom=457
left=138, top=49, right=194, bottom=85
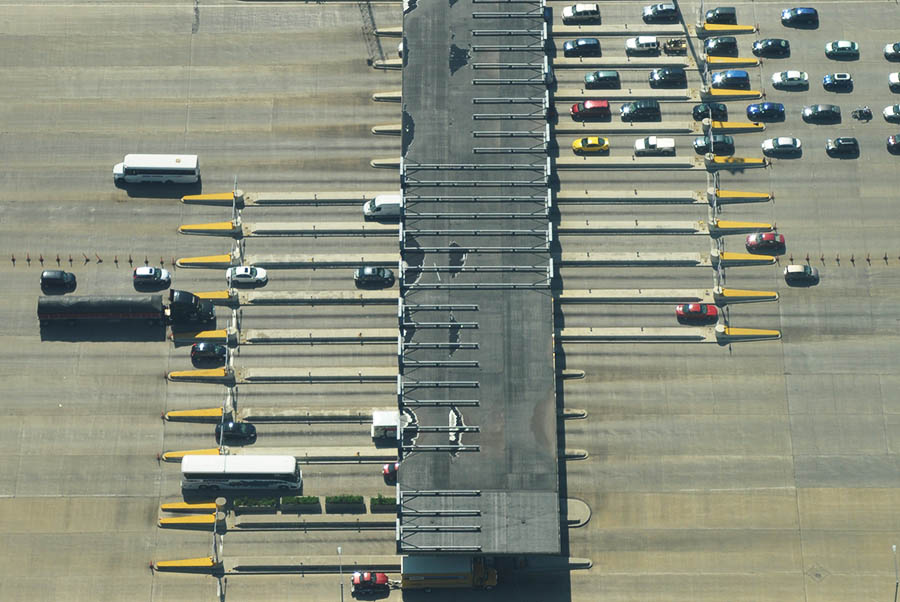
left=113, top=154, right=200, bottom=184
left=181, top=455, right=302, bottom=492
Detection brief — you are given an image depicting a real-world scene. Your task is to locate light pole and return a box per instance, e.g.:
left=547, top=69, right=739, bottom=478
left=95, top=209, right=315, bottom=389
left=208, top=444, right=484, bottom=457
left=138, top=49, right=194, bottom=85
left=338, top=546, right=344, bottom=602
left=892, top=544, right=898, bottom=602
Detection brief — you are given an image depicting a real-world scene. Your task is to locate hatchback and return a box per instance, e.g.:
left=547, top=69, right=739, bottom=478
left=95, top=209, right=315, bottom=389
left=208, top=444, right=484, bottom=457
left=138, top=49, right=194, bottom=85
left=746, top=102, right=785, bottom=121
left=563, top=38, right=601, bottom=57
left=705, top=6, right=736, bottom=24
left=355, top=266, right=395, bottom=287
left=823, top=73, right=852, bottom=91
left=570, top=99, right=610, bottom=120
left=692, top=103, right=727, bottom=121
left=745, top=232, right=785, bottom=254
left=40, top=270, right=77, bottom=294
left=704, top=36, right=738, bottom=57
left=692, top=134, right=735, bottom=155
left=781, top=7, right=817, bottom=27
left=675, top=303, right=719, bottom=325
left=216, top=421, right=257, bottom=445
left=191, top=342, right=227, bottom=367
left=826, top=137, right=859, bottom=157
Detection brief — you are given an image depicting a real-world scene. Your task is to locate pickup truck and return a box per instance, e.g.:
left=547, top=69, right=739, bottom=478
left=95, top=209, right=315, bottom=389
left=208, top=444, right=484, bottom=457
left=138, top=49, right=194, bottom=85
left=634, top=136, right=676, bottom=156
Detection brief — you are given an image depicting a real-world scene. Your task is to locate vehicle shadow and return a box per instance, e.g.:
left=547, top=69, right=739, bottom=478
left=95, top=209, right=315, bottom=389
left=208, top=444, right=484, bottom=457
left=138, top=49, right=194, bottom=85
left=118, top=180, right=202, bottom=199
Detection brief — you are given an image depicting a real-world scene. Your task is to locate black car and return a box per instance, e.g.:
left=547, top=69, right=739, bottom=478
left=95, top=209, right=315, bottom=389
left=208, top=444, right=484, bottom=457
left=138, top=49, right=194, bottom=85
left=802, top=104, right=841, bottom=123
left=781, top=7, right=817, bottom=27
left=704, top=36, right=738, bottom=57
left=888, top=135, right=900, bottom=154
left=216, top=421, right=257, bottom=445
left=620, top=99, right=661, bottom=122
left=826, top=137, right=859, bottom=157
left=354, top=266, right=395, bottom=287
left=692, top=102, right=728, bottom=121
left=563, top=38, right=601, bottom=58
left=190, top=342, right=227, bottom=367
left=693, top=134, right=735, bottom=155
left=705, top=6, right=736, bottom=24
left=649, top=66, right=686, bottom=88
left=752, top=38, right=790, bottom=58
left=40, top=270, right=77, bottom=294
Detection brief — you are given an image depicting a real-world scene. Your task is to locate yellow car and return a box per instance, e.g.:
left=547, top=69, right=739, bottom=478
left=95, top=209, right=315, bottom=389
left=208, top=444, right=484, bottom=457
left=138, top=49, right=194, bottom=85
left=572, top=136, right=609, bottom=154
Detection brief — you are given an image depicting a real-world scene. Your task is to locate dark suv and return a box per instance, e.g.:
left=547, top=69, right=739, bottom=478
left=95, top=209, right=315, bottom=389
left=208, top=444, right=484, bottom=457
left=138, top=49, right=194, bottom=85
left=802, top=104, right=841, bottom=123
left=781, top=7, right=818, bottom=27
left=216, top=421, right=257, bottom=445
left=704, top=36, right=738, bottom=57
left=620, top=99, right=661, bottom=122
left=649, top=67, right=687, bottom=88
left=190, top=342, right=227, bottom=367
left=563, top=38, right=601, bottom=58
left=40, top=270, right=77, bottom=294
left=692, top=103, right=728, bottom=121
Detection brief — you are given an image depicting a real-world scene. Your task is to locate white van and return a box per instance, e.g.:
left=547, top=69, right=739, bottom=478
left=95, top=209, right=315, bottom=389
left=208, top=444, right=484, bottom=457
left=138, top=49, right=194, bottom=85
left=363, top=194, right=403, bottom=220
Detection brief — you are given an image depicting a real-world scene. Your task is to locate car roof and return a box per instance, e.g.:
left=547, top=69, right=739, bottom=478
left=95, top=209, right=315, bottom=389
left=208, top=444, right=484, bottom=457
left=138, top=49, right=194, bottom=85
left=776, top=136, right=795, bottom=143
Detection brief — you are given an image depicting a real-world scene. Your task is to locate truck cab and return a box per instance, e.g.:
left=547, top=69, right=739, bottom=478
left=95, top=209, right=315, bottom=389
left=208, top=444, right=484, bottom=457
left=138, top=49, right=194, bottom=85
left=168, top=289, right=216, bottom=326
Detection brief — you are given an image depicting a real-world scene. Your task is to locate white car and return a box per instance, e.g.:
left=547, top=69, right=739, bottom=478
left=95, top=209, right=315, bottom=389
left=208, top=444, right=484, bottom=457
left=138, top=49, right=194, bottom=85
left=625, top=36, right=659, bottom=55
left=133, top=266, right=171, bottom=288
left=890, top=72, right=900, bottom=91
left=771, top=70, right=808, bottom=89
left=886, top=42, right=900, bottom=60
left=226, top=265, right=268, bottom=287
left=561, top=3, right=600, bottom=24
left=761, top=137, right=802, bottom=156
left=885, top=105, right=900, bottom=122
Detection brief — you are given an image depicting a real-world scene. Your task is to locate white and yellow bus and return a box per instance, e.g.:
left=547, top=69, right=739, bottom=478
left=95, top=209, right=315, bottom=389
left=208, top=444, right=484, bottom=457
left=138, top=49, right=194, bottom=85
left=181, top=455, right=302, bottom=492
left=113, top=153, right=200, bottom=184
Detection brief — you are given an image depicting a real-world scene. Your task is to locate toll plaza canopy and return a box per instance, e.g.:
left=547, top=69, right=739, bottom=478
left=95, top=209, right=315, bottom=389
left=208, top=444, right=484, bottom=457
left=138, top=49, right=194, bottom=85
left=397, top=0, right=559, bottom=555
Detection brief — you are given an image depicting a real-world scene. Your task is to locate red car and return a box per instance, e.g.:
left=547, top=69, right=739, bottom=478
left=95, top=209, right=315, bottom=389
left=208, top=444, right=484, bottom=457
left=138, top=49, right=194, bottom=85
left=383, top=461, right=399, bottom=484
left=675, top=303, right=719, bottom=325
left=745, top=232, right=785, bottom=254
left=351, top=571, right=390, bottom=595
left=570, top=99, right=610, bottom=121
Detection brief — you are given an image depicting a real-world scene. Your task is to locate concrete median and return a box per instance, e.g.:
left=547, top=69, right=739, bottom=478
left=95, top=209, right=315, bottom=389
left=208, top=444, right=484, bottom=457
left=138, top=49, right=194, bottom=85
left=235, top=367, right=397, bottom=384
left=552, top=24, right=690, bottom=37
left=555, top=121, right=699, bottom=135
left=239, top=290, right=397, bottom=306
left=556, top=156, right=705, bottom=170
left=554, top=88, right=698, bottom=102
left=239, top=328, right=397, bottom=345
left=242, top=253, right=399, bottom=269
left=558, top=219, right=708, bottom=235
left=561, top=251, right=711, bottom=267
left=243, top=222, right=397, bottom=237
left=557, top=189, right=705, bottom=205
left=559, top=288, right=713, bottom=304
left=560, top=326, right=716, bottom=343
left=553, top=56, right=692, bottom=69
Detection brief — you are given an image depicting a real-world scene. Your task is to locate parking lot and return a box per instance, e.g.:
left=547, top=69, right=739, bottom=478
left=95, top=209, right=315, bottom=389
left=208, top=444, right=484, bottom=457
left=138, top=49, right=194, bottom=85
left=2, top=0, right=900, bottom=601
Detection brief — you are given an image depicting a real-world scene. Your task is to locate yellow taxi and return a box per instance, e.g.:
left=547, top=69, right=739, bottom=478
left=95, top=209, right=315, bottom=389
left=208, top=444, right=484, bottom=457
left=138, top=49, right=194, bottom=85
left=572, top=136, right=609, bottom=154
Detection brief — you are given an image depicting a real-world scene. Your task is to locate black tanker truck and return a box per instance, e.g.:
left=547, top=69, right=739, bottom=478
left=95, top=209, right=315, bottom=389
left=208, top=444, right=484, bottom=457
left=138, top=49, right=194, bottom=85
left=38, top=289, right=215, bottom=328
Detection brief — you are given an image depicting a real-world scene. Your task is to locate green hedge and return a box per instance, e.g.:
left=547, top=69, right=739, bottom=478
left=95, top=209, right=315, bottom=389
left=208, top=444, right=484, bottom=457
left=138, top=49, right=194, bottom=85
left=281, top=495, right=320, bottom=505
left=370, top=494, right=396, bottom=507
left=325, top=494, right=364, bottom=504
left=233, top=496, right=278, bottom=507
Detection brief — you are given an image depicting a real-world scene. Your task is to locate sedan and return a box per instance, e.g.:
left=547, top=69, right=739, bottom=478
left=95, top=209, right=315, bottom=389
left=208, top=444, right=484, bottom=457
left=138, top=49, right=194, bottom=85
left=40, top=270, right=77, bottom=294
left=825, top=40, right=859, bottom=59
left=761, top=137, right=802, bottom=156
left=890, top=73, right=900, bottom=92
left=747, top=102, right=785, bottom=121
left=573, top=136, right=609, bottom=154
left=888, top=135, right=900, bottom=154
left=216, top=421, right=257, bottom=446
left=884, top=105, right=900, bottom=122
left=649, top=66, right=686, bottom=88
left=802, top=104, right=841, bottom=123
left=642, top=3, right=678, bottom=23
left=692, top=102, right=727, bottom=121
left=675, top=303, right=719, bottom=325
left=693, top=134, right=735, bottom=155
left=563, top=38, right=601, bottom=57
left=745, top=232, right=785, bottom=254
left=752, top=38, right=790, bottom=58
left=885, top=42, right=900, bottom=61
left=784, top=264, right=819, bottom=286
left=823, top=72, right=852, bottom=91
left=825, top=137, right=859, bottom=157
left=772, top=70, right=808, bottom=89
left=190, top=342, right=227, bottom=368
left=355, top=266, right=395, bottom=287
left=226, top=265, right=268, bottom=287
